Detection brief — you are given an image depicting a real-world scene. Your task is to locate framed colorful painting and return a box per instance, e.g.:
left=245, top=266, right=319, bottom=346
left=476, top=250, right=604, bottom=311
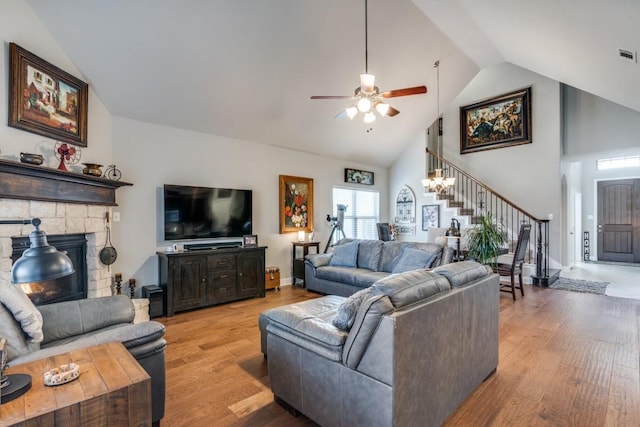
left=8, top=43, right=89, bottom=147
left=279, top=175, right=314, bottom=233
left=460, top=87, right=531, bottom=154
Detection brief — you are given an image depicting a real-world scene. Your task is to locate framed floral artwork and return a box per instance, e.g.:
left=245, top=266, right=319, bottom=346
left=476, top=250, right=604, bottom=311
left=279, top=175, right=314, bottom=233
left=8, top=43, right=89, bottom=147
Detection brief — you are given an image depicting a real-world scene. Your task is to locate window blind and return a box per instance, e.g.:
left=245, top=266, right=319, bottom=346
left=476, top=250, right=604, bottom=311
left=332, top=186, right=380, bottom=240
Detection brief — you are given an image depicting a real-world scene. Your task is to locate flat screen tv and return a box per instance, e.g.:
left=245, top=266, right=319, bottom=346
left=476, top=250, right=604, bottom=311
left=163, top=184, right=252, bottom=241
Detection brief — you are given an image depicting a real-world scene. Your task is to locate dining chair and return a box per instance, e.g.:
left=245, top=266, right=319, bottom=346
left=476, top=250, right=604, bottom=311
left=495, top=223, right=532, bottom=300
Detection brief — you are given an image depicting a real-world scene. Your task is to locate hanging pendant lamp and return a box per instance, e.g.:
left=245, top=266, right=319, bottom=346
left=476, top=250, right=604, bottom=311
left=422, top=60, right=455, bottom=194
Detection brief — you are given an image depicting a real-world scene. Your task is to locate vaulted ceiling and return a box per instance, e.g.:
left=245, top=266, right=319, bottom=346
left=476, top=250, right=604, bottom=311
left=26, top=0, right=640, bottom=168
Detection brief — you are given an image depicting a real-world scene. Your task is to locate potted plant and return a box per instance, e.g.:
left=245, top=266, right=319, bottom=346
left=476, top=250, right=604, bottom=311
left=466, top=211, right=507, bottom=266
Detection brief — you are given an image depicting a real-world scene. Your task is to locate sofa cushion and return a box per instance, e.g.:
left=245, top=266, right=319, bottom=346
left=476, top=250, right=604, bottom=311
left=379, top=241, right=407, bottom=272
left=356, top=240, right=384, bottom=271
left=0, top=282, right=43, bottom=344
left=329, top=241, right=359, bottom=267
left=379, top=242, right=445, bottom=272
left=370, top=269, right=450, bottom=309
left=332, top=287, right=374, bottom=331
left=432, top=261, right=493, bottom=287
left=352, top=271, right=390, bottom=288
left=0, top=303, right=40, bottom=361
left=391, top=247, right=436, bottom=273
left=264, top=295, right=349, bottom=361
left=39, top=296, right=135, bottom=345
left=315, top=266, right=360, bottom=286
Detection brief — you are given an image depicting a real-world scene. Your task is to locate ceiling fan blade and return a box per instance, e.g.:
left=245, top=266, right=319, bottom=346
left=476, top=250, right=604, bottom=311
left=380, top=86, right=427, bottom=98
left=387, top=106, right=400, bottom=117
left=335, top=110, right=347, bottom=119
left=311, top=95, right=353, bottom=100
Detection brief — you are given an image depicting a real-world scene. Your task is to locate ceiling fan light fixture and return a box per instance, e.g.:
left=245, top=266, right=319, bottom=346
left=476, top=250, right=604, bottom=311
left=360, top=74, right=376, bottom=94
left=363, top=111, right=376, bottom=123
left=375, top=101, right=390, bottom=116
left=357, top=97, right=372, bottom=113
left=310, top=0, right=427, bottom=121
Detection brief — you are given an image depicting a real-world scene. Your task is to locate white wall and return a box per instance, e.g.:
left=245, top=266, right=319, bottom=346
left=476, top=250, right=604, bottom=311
left=110, top=117, right=388, bottom=290
left=391, top=62, right=563, bottom=264
left=0, top=0, right=112, bottom=171
left=562, top=84, right=640, bottom=260
left=0, top=0, right=388, bottom=293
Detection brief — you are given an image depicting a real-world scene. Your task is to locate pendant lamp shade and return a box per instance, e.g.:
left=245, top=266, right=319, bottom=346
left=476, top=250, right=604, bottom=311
left=3, top=218, right=75, bottom=284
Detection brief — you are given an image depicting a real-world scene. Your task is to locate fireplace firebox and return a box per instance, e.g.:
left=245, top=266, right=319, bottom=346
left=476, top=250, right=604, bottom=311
left=11, top=234, right=87, bottom=306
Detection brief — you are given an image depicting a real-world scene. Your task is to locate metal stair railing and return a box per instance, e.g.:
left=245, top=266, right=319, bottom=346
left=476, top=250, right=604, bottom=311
left=426, top=148, right=553, bottom=285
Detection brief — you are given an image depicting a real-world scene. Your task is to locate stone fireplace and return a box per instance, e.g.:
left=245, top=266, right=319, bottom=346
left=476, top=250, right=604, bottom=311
left=0, top=159, right=133, bottom=302
left=0, top=198, right=112, bottom=299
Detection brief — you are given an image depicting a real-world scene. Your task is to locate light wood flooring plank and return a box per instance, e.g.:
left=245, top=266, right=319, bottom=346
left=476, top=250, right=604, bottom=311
left=158, top=284, right=640, bottom=426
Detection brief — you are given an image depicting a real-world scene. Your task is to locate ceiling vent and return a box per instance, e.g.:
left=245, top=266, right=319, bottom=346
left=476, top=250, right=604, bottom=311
left=618, top=48, right=637, bottom=63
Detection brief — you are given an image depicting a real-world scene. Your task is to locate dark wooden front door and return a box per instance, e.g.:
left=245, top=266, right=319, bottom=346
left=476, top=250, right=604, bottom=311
left=597, top=179, right=640, bottom=262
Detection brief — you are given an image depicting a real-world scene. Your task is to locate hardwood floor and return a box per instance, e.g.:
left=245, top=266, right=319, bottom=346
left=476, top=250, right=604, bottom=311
left=158, top=284, right=640, bottom=426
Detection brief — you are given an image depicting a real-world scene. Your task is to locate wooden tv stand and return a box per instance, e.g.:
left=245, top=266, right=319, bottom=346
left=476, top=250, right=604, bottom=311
left=157, top=246, right=266, bottom=316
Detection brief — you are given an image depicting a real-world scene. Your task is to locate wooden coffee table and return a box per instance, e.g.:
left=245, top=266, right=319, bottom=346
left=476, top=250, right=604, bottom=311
left=0, top=342, right=151, bottom=426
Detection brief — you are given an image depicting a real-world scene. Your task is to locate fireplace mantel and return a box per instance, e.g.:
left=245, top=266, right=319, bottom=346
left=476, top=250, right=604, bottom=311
left=0, top=159, right=132, bottom=206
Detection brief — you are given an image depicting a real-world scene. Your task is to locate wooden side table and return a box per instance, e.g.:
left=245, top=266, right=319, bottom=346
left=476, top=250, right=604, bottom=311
left=291, top=241, right=320, bottom=286
left=0, top=342, right=151, bottom=426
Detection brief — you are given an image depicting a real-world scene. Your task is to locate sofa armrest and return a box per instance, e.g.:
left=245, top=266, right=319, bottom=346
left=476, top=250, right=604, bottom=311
left=305, top=253, right=332, bottom=268
left=39, top=296, right=135, bottom=344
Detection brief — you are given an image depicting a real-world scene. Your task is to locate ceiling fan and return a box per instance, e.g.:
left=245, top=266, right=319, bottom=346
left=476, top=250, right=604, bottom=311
left=311, top=0, right=427, bottom=123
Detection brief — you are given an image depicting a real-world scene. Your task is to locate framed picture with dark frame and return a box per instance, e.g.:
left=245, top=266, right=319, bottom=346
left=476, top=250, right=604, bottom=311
left=344, top=168, right=374, bottom=185
left=279, top=175, right=314, bottom=233
left=243, top=235, right=258, bottom=248
left=422, top=205, right=440, bottom=230
left=460, top=87, right=531, bottom=154
left=8, top=43, right=89, bottom=147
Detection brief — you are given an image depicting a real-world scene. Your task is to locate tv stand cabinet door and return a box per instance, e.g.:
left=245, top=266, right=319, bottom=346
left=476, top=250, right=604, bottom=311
left=171, top=256, right=207, bottom=313
left=237, top=249, right=266, bottom=298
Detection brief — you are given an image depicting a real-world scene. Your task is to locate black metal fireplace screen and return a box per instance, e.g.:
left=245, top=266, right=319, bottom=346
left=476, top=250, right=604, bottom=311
left=11, top=233, right=87, bottom=306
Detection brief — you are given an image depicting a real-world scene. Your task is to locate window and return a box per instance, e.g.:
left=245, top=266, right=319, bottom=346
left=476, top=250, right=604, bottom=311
left=596, top=155, right=640, bottom=170
left=332, top=186, right=379, bottom=240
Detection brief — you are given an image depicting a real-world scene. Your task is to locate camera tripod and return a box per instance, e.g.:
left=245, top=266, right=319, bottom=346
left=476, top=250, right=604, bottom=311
left=324, top=222, right=346, bottom=253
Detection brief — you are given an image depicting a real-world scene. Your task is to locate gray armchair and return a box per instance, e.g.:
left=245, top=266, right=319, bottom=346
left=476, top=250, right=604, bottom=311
left=0, top=294, right=166, bottom=425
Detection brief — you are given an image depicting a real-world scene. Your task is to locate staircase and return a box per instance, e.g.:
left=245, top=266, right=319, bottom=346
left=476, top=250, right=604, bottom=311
left=426, top=148, right=560, bottom=285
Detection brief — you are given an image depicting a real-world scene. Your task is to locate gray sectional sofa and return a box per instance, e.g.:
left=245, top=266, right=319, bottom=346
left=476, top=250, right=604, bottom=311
left=260, top=261, right=499, bottom=427
left=0, top=290, right=166, bottom=425
left=304, top=238, right=454, bottom=297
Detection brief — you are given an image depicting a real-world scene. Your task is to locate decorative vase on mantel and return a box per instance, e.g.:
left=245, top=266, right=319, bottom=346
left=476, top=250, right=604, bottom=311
left=82, top=163, right=103, bottom=177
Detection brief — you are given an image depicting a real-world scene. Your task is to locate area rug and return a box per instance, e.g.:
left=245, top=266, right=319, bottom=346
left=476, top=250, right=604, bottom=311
left=549, top=278, right=609, bottom=295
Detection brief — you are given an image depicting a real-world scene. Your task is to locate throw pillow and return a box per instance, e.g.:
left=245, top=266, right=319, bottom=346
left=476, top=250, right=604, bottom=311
left=332, top=287, right=373, bottom=331
left=392, top=247, right=436, bottom=273
left=0, top=282, right=44, bottom=343
left=329, top=241, right=359, bottom=268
